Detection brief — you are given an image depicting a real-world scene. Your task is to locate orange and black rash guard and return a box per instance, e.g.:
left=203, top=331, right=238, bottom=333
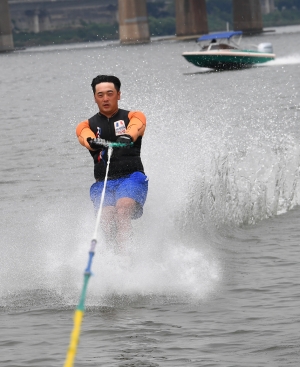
left=77, top=109, right=145, bottom=181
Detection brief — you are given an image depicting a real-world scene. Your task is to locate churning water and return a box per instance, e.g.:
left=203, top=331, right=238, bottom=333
left=1, top=25, right=300, bottom=366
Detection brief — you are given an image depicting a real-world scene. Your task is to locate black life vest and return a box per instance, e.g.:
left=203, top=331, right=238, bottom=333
left=88, top=109, right=144, bottom=180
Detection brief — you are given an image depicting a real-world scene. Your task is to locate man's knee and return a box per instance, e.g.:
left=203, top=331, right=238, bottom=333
left=116, top=198, right=136, bottom=218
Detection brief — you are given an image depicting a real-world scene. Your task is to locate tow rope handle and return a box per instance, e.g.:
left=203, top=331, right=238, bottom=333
left=92, top=138, right=133, bottom=148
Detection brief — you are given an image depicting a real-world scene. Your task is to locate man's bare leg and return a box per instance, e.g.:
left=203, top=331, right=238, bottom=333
left=115, top=197, right=137, bottom=252
left=101, top=206, right=117, bottom=246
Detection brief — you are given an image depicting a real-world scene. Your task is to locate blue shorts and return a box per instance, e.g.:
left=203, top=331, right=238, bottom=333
left=90, top=171, right=149, bottom=219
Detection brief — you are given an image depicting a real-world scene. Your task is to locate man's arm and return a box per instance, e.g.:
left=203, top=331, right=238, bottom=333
left=126, top=111, right=146, bottom=142
left=76, top=120, right=96, bottom=150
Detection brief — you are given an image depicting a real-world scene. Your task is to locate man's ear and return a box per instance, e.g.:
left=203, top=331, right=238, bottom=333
left=118, top=91, right=121, bottom=100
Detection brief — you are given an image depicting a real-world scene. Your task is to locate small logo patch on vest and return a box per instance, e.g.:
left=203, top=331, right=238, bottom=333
left=114, top=120, right=126, bottom=136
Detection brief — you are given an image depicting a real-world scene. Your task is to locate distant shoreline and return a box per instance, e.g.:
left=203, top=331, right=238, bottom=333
left=14, top=21, right=300, bottom=51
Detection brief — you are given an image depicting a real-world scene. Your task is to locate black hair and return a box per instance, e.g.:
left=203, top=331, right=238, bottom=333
left=91, top=75, right=121, bottom=94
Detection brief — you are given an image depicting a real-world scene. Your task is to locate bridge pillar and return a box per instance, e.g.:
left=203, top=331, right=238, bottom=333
left=233, top=0, right=263, bottom=33
left=26, top=10, right=40, bottom=33
left=175, top=0, right=208, bottom=37
left=118, top=0, right=150, bottom=44
left=261, top=0, right=275, bottom=14
left=0, top=0, right=14, bottom=52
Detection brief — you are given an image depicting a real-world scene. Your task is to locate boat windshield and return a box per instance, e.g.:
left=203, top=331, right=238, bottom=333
left=202, top=43, right=238, bottom=51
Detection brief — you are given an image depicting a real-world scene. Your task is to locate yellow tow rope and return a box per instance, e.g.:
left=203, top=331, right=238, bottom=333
left=63, top=145, right=113, bottom=367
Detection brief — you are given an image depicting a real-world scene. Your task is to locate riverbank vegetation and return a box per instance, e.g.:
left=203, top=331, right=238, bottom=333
left=13, top=22, right=119, bottom=48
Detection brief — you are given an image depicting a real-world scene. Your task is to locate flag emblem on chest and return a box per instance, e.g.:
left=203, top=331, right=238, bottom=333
left=114, top=120, right=126, bottom=136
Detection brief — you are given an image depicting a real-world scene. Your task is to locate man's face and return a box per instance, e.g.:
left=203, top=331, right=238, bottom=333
left=94, top=82, right=120, bottom=117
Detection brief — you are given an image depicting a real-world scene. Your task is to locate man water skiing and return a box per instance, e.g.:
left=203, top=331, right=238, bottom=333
left=76, top=75, right=148, bottom=251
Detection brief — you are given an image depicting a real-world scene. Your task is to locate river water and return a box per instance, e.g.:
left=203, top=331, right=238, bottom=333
left=1, top=25, right=300, bottom=366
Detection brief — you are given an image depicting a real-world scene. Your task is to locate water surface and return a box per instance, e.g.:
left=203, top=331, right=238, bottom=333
left=1, top=25, right=300, bottom=367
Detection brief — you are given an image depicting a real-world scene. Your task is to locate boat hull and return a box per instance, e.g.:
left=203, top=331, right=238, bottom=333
left=182, top=50, right=275, bottom=70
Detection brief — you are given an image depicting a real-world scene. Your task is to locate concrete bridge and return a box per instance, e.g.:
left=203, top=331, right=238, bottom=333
left=1, top=0, right=267, bottom=51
